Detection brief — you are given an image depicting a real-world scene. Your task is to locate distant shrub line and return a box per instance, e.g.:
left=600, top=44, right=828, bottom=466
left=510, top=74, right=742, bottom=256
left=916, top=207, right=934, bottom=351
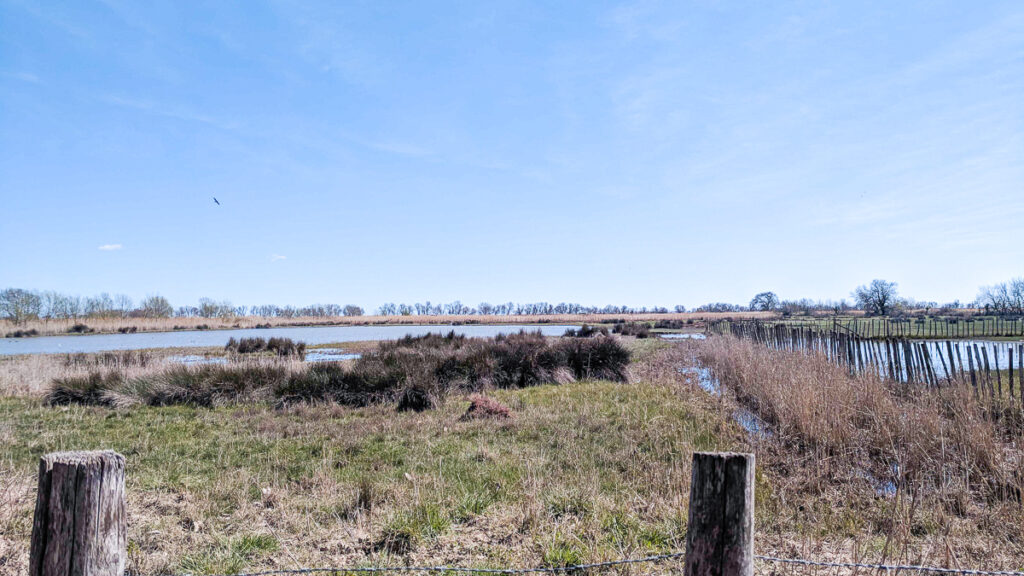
left=46, top=331, right=631, bottom=411
left=612, top=322, right=650, bottom=338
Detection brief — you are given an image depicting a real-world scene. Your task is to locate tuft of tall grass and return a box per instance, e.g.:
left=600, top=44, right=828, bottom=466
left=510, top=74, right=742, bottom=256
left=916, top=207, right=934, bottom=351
left=225, top=337, right=306, bottom=359
left=46, top=362, right=292, bottom=408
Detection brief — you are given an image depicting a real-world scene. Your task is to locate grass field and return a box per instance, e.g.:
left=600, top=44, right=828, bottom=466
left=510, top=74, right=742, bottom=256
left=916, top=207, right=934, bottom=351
left=1, top=337, right=1022, bottom=574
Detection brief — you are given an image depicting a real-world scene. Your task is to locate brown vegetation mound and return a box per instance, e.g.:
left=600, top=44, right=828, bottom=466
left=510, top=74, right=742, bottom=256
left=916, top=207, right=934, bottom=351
left=460, top=394, right=511, bottom=420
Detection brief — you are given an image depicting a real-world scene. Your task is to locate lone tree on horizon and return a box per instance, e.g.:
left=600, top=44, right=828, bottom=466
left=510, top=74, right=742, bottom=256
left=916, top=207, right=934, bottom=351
left=853, top=279, right=899, bottom=316
left=749, top=291, right=779, bottom=312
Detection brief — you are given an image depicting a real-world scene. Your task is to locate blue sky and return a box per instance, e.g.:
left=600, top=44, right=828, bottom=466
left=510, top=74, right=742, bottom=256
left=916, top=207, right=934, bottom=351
left=1, top=1, right=1022, bottom=310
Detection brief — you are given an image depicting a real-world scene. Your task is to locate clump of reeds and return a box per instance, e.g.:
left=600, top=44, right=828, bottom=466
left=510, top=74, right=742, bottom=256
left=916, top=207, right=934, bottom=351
left=47, top=332, right=632, bottom=412
left=47, top=371, right=127, bottom=406
left=46, top=362, right=292, bottom=408
left=653, top=319, right=686, bottom=329
left=562, top=324, right=609, bottom=338
left=62, top=350, right=153, bottom=369
left=225, top=337, right=306, bottom=359
left=611, top=321, right=650, bottom=338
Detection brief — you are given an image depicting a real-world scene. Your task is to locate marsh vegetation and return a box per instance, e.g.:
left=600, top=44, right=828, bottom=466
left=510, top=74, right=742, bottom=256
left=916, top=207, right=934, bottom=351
left=2, top=334, right=1022, bottom=574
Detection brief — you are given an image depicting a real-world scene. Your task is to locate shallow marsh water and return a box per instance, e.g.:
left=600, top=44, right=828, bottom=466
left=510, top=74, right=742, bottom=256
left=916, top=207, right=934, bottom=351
left=0, top=324, right=575, bottom=356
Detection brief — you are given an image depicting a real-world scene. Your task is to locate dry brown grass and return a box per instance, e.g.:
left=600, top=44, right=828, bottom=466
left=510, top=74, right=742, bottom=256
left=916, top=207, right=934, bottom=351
left=0, top=349, right=310, bottom=399
left=1, top=312, right=771, bottom=338
left=685, top=336, right=1024, bottom=570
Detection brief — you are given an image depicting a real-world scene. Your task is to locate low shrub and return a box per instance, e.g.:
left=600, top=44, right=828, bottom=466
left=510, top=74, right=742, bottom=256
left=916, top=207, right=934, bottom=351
left=226, top=337, right=306, bottom=359
left=67, top=323, right=93, bottom=334
left=460, top=394, right=511, bottom=420
left=612, top=322, right=650, bottom=338
left=117, top=326, right=138, bottom=334
left=653, top=319, right=686, bottom=330
left=396, top=385, right=436, bottom=412
left=563, top=324, right=609, bottom=338
left=47, top=371, right=126, bottom=406
left=4, top=328, right=39, bottom=338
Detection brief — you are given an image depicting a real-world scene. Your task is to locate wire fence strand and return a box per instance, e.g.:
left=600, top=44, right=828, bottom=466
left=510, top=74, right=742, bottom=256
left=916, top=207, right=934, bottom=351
left=162, top=552, right=1024, bottom=576
left=754, top=555, right=1024, bottom=576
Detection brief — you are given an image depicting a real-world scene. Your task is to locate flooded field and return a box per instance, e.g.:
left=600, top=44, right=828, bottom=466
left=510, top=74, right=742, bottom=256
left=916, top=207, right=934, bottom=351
left=0, top=324, right=575, bottom=356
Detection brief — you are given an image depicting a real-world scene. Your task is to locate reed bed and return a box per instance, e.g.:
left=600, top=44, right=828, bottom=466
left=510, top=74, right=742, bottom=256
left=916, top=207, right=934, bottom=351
left=688, top=336, right=1024, bottom=567
left=0, top=350, right=174, bottom=397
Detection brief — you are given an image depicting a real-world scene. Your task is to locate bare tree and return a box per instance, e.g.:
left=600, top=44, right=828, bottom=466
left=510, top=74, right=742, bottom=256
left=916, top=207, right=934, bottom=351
left=0, top=288, right=43, bottom=324
left=977, top=278, right=1024, bottom=314
left=140, top=295, right=173, bottom=318
left=853, top=280, right=899, bottom=316
left=114, top=294, right=134, bottom=318
left=749, top=291, right=779, bottom=311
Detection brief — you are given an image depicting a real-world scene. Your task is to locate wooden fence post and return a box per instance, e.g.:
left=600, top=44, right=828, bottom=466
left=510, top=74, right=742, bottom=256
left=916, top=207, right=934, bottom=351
left=30, top=451, right=127, bottom=576
left=685, top=452, right=755, bottom=576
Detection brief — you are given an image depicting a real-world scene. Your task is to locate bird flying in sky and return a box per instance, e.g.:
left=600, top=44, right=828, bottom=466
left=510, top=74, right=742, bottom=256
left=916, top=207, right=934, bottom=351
left=213, top=197, right=220, bottom=205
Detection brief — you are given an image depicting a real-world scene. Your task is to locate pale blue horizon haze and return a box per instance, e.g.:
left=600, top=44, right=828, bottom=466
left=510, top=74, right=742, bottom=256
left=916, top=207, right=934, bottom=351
left=1, top=1, right=1022, bottom=311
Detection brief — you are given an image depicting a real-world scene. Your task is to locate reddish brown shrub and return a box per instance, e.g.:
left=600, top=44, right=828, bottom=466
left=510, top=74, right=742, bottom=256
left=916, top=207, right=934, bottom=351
left=460, top=394, right=511, bottom=420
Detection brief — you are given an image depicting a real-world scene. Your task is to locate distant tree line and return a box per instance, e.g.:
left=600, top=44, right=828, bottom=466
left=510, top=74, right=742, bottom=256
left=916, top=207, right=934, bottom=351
left=3, top=279, right=1020, bottom=325
left=977, top=278, right=1024, bottom=314
left=373, top=301, right=687, bottom=316
left=0, top=288, right=177, bottom=324
left=0, top=288, right=367, bottom=324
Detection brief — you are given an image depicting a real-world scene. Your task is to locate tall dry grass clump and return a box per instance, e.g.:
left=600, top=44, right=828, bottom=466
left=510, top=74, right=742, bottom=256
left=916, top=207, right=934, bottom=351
left=697, top=336, right=1023, bottom=508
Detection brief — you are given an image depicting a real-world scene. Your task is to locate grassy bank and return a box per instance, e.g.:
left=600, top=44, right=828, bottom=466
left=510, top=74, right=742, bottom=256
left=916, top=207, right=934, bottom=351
left=0, top=339, right=734, bottom=575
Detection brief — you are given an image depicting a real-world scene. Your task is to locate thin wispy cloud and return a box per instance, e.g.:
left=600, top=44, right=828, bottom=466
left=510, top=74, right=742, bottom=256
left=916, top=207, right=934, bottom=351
left=270, top=254, right=287, bottom=262
left=98, top=244, right=123, bottom=251
left=99, top=94, right=236, bottom=131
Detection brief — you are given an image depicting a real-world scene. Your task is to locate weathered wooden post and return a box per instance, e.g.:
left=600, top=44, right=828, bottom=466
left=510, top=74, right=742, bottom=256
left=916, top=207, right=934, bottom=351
left=684, top=452, right=755, bottom=576
left=30, top=451, right=127, bottom=576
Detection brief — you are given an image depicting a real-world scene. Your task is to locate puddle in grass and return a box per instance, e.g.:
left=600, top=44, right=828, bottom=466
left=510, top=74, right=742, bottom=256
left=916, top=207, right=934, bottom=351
left=857, top=465, right=899, bottom=498
left=679, top=364, right=771, bottom=438
left=167, top=355, right=229, bottom=366
left=305, top=348, right=361, bottom=362
left=660, top=333, right=706, bottom=340
left=167, top=350, right=361, bottom=365
left=733, top=408, right=771, bottom=439
left=678, top=366, right=719, bottom=395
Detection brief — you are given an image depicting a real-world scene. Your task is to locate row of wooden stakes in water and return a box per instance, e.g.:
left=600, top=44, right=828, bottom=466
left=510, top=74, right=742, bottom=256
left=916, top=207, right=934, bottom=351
left=719, top=321, right=1024, bottom=402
